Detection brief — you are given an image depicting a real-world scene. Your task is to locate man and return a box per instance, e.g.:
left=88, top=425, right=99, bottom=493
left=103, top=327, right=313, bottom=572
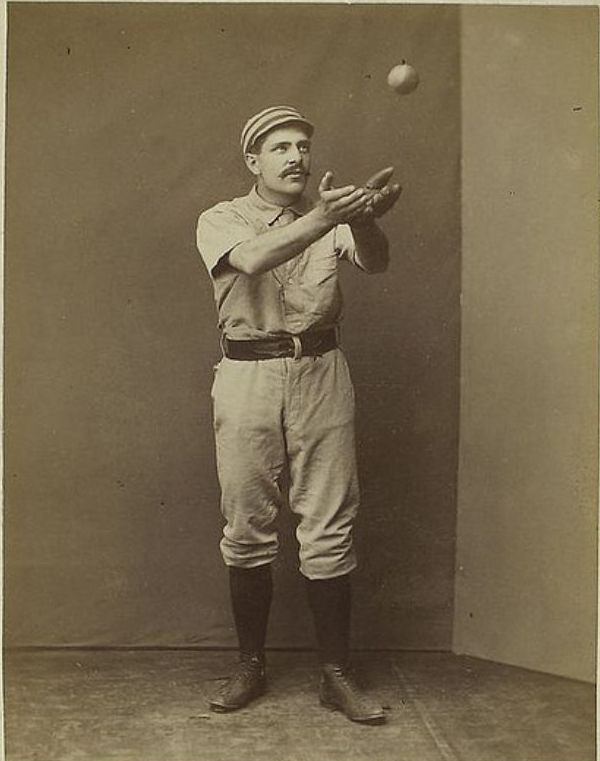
left=196, top=106, right=401, bottom=725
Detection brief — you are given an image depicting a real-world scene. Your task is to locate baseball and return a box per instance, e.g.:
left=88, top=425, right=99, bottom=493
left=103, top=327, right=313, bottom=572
left=387, top=60, right=419, bottom=95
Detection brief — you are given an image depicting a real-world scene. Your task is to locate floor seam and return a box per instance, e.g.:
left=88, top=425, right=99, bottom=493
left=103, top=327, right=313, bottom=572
left=391, top=661, right=461, bottom=761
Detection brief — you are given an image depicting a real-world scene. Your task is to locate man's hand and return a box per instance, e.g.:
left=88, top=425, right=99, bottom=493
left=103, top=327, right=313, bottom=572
left=352, top=183, right=402, bottom=226
left=368, top=182, right=402, bottom=218
left=313, top=171, right=370, bottom=225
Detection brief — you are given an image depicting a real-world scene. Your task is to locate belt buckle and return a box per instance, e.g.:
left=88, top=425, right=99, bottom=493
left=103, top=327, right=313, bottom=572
left=291, top=335, right=302, bottom=360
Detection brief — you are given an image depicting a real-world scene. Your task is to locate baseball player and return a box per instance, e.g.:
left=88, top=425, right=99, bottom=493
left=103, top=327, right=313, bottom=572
left=196, top=106, right=401, bottom=724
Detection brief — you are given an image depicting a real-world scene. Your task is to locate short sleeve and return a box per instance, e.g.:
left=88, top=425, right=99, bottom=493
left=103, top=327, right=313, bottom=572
left=196, top=203, right=255, bottom=278
left=333, top=223, right=360, bottom=267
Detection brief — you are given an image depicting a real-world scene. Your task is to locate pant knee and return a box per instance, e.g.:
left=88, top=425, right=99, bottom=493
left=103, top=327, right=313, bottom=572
left=299, top=542, right=357, bottom=580
left=220, top=533, right=279, bottom=569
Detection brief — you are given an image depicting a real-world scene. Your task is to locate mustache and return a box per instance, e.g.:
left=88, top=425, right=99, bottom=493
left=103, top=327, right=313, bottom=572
left=280, top=167, right=310, bottom=179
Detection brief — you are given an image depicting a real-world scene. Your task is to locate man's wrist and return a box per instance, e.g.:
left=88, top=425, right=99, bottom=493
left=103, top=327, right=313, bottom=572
left=305, top=207, right=336, bottom=236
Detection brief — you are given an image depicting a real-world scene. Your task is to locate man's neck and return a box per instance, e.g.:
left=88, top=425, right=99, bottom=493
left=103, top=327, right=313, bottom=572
left=255, top=182, right=303, bottom=209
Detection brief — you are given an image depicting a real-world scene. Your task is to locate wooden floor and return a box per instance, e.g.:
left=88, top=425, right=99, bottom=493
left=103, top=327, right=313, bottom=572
left=4, top=650, right=596, bottom=761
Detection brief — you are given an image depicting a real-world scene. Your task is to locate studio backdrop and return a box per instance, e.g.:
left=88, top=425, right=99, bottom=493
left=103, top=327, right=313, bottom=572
left=5, top=3, right=461, bottom=648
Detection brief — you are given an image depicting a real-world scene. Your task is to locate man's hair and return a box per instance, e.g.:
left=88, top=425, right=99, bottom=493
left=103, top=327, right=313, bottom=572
left=246, top=132, right=268, bottom=155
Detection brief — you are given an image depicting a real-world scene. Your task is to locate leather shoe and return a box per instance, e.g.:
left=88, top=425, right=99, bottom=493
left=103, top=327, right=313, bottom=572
left=209, top=653, right=266, bottom=712
left=319, top=663, right=386, bottom=725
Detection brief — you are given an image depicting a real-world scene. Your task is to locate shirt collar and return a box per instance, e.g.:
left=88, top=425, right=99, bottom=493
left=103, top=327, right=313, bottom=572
left=247, top=185, right=312, bottom=226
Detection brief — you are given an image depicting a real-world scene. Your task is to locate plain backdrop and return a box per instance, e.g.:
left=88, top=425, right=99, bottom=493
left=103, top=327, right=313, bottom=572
left=5, top=4, right=461, bottom=649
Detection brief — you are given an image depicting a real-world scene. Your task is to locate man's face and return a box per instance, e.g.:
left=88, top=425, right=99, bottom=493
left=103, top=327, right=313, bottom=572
left=245, top=124, right=312, bottom=204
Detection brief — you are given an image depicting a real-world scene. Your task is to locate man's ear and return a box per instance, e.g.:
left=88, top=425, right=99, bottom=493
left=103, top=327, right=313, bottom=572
left=244, top=152, right=261, bottom=177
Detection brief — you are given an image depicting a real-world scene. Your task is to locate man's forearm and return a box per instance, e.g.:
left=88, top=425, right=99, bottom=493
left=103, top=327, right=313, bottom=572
left=350, top=220, right=390, bottom=273
left=229, top=209, right=333, bottom=276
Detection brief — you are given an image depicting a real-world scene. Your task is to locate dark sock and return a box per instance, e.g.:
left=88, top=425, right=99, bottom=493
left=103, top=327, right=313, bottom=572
left=305, top=574, right=351, bottom=667
left=229, top=565, right=273, bottom=657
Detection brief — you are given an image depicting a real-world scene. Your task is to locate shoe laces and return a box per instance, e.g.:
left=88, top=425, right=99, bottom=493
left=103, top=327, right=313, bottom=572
left=238, top=653, right=265, bottom=677
left=338, top=668, right=361, bottom=694
left=327, top=664, right=360, bottom=691
left=326, top=664, right=378, bottom=709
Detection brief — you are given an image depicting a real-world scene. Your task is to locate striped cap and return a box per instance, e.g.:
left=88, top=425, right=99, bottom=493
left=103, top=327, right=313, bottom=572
left=241, top=106, right=314, bottom=154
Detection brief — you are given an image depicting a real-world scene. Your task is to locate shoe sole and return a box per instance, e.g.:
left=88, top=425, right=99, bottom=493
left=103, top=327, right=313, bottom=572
left=319, top=697, right=387, bottom=725
left=209, top=685, right=266, bottom=713
left=209, top=701, right=240, bottom=713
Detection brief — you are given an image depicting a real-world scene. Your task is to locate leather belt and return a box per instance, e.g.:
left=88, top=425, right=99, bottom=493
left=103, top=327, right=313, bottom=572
left=222, top=328, right=338, bottom=361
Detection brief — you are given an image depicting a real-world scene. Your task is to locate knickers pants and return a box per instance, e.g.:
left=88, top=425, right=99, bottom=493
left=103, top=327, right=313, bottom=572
left=211, top=347, right=360, bottom=580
